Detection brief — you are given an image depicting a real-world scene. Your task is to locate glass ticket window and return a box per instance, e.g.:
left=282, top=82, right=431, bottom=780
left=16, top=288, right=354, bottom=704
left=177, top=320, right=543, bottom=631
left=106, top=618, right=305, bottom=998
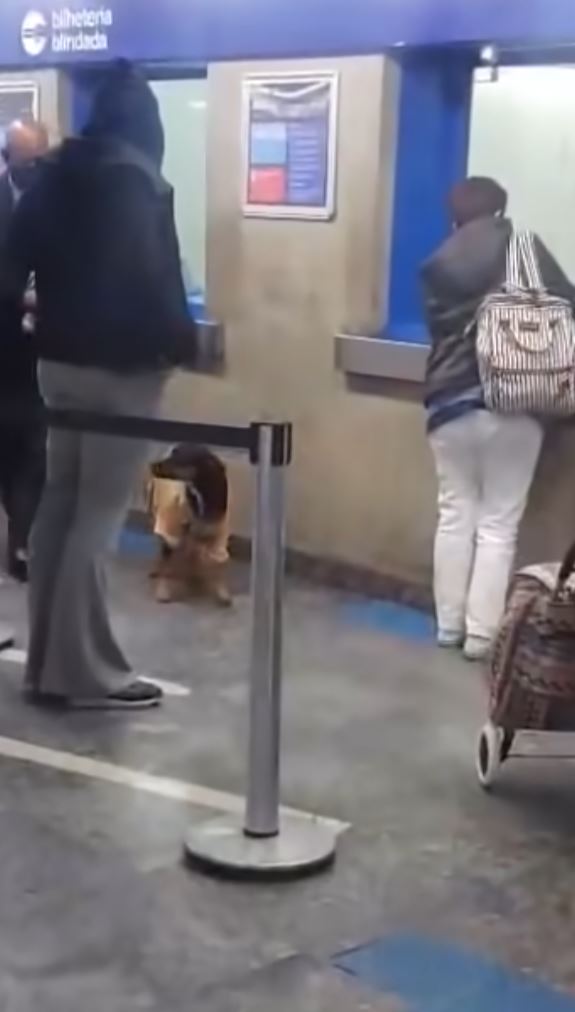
left=469, top=65, right=575, bottom=282
left=0, top=81, right=38, bottom=149
left=151, top=77, right=207, bottom=297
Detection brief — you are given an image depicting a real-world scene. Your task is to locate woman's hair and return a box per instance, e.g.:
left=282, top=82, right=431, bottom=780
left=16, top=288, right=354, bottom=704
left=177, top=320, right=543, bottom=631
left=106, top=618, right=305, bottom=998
left=449, top=177, right=508, bottom=227
left=84, top=59, right=165, bottom=167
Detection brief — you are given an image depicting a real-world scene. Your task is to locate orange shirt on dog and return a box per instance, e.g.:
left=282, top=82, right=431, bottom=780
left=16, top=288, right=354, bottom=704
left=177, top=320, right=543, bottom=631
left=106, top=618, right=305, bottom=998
left=148, top=477, right=229, bottom=565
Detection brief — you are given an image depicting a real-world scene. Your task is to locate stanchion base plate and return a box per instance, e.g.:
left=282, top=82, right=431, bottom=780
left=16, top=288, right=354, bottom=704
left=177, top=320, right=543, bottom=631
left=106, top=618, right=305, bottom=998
left=0, top=626, right=15, bottom=651
left=184, top=815, right=337, bottom=880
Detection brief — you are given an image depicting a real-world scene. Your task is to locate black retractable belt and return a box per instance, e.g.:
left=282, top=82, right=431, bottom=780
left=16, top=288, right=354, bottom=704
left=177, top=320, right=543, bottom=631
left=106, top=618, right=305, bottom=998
left=46, top=407, right=252, bottom=452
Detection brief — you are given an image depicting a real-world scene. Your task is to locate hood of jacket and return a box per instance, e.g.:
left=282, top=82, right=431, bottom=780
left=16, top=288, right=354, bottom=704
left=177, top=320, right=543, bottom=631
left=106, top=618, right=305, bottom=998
left=42, top=136, right=170, bottom=198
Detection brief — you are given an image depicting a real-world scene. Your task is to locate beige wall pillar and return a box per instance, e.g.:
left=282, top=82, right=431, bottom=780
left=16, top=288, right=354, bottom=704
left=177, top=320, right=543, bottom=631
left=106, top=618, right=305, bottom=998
left=168, top=56, right=440, bottom=590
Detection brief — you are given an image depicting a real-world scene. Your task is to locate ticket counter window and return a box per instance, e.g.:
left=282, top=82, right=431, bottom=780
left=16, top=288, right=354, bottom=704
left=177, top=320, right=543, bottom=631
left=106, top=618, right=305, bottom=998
left=469, top=65, right=575, bottom=282
left=151, top=78, right=207, bottom=296
left=0, top=82, right=38, bottom=149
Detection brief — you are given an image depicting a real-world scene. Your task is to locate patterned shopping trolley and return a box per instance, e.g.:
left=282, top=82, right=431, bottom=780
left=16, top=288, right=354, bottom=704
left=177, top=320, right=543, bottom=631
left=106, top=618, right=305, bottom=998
left=477, top=542, right=575, bottom=788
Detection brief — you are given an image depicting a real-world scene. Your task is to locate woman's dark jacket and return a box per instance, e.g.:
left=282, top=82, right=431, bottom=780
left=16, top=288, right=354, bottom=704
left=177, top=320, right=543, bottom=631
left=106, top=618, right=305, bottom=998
left=0, top=137, right=196, bottom=373
left=421, top=216, right=575, bottom=418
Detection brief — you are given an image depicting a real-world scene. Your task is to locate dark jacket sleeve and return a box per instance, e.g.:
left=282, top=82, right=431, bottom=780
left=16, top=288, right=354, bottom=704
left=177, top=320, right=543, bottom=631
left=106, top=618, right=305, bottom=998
left=158, top=188, right=198, bottom=368
left=420, top=268, right=481, bottom=346
left=420, top=266, right=452, bottom=342
left=0, top=173, right=15, bottom=251
left=534, top=236, right=575, bottom=304
left=103, top=167, right=197, bottom=367
left=0, top=184, right=40, bottom=304
left=0, top=183, right=41, bottom=365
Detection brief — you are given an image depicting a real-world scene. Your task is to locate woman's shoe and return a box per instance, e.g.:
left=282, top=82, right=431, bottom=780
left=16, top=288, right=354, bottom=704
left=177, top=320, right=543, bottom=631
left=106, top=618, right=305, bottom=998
left=73, top=680, right=164, bottom=710
left=463, top=636, right=492, bottom=662
left=437, top=630, right=464, bottom=649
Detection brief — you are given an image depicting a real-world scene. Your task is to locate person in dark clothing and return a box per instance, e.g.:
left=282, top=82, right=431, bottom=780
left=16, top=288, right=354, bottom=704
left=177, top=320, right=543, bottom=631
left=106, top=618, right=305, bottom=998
left=0, top=120, right=49, bottom=582
left=421, top=176, right=575, bottom=661
left=0, top=61, right=196, bottom=708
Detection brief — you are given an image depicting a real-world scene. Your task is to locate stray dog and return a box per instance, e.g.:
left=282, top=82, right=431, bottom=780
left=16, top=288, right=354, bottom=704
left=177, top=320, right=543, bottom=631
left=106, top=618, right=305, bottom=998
left=147, top=445, right=232, bottom=607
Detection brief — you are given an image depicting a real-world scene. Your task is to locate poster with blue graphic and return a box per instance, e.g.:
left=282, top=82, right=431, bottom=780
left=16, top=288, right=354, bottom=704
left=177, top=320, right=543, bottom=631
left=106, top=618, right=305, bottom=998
left=243, top=71, right=339, bottom=220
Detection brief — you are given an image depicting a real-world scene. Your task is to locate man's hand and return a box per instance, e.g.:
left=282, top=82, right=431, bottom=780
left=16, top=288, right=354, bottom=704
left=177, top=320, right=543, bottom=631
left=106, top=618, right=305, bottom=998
left=23, top=288, right=36, bottom=312
left=22, top=312, right=35, bottom=335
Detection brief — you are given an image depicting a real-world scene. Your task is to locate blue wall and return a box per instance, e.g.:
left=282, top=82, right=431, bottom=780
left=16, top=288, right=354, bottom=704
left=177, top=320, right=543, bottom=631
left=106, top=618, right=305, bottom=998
left=387, top=54, right=473, bottom=343
left=3, top=0, right=575, bottom=70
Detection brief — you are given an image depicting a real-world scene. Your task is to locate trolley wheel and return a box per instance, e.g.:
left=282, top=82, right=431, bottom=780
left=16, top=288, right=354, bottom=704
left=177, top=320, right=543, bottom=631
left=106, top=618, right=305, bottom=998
left=476, top=722, right=506, bottom=790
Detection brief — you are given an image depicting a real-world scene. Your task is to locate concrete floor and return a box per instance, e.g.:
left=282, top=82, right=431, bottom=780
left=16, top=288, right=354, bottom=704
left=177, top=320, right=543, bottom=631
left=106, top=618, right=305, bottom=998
left=0, top=546, right=574, bottom=1010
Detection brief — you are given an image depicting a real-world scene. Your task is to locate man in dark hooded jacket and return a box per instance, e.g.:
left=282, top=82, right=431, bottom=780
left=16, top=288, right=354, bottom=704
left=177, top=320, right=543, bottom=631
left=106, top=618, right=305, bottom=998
left=421, top=177, right=574, bottom=662
left=0, top=60, right=196, bottom=708
left=0, top=120, right=49, bottom=581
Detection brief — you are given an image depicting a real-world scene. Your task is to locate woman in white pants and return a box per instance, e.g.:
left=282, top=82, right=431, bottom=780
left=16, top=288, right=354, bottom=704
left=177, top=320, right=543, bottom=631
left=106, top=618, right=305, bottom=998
left=421, top=177, right=574, bottom=660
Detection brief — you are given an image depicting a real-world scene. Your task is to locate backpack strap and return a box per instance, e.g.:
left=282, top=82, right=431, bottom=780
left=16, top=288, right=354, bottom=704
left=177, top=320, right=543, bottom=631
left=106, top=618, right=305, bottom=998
left=506, top=231, right=544, bottom=291
left=518, top=231, right=544, bottom=290
left=506, top=231, right=522, bottom=288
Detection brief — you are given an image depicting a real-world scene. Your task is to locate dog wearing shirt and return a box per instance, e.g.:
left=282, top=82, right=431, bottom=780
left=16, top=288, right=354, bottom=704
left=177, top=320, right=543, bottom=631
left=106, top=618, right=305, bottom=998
left=148, top=444, right=232, bottom=607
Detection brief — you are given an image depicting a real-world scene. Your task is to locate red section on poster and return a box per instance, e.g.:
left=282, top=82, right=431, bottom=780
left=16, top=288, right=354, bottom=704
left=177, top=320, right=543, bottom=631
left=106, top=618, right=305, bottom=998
left=248, top=166, right=287, bottom=204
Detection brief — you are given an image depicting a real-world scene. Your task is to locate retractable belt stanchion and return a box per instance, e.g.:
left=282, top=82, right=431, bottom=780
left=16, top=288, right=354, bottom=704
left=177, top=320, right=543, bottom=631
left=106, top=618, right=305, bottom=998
left=184, top=422, right=337, bottom=878
left=8, top=405, right=337, bottom=879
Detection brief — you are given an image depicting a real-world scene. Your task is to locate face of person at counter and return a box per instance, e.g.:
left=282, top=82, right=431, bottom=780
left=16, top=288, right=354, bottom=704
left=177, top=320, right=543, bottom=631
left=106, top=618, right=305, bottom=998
left=2, top=120, right=49, bottom=195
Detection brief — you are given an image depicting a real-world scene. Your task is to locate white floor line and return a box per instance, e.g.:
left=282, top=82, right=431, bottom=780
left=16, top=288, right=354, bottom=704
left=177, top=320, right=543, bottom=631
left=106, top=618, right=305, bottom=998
left=144, top=678, right=191, bottom=698
left=0, top=734, right=348, bottom=834
left=0, top=648, right=191, bottom=698
left=1, top=648, right=27, bottom=664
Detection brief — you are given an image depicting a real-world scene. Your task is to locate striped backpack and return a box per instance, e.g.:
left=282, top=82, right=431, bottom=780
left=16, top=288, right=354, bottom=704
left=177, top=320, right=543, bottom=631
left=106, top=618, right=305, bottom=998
left=476, top=231, right=575, bottom=416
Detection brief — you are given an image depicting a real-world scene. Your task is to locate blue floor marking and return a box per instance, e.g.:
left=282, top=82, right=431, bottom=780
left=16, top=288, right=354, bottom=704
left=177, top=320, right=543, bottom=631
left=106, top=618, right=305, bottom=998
left=340, top=600, right=435, bottom=643
left=118, top=528, right=156, bottom=560
left=119, top=533, right=434, bottom=647
left=118, top=532, right=435, bottom=646
left=334, top=935, right=575, bottom=1011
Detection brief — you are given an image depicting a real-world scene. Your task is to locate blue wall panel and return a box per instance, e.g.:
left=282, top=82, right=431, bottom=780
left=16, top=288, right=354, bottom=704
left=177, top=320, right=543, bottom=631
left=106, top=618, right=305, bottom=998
left=2, top=0, right=575, bottom=69
left=387, top=55, right=473, bottom=342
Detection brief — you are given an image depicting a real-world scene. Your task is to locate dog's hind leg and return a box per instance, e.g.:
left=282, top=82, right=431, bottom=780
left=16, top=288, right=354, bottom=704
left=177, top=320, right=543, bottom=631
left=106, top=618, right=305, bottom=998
left=150, top=539, right=172, bottom=579
left=206, top=562, right=233, bottom=608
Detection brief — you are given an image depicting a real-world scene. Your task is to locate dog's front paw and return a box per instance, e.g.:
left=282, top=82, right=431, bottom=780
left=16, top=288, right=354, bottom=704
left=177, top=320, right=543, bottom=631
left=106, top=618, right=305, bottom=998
left=214, top=587, right=233, bottom=608
left=155, top=579, right=186, bottom=604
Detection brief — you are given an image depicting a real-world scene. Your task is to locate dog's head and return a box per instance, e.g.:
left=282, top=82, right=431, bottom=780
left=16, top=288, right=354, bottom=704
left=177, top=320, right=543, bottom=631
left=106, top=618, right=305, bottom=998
left=151, top=445, right=228, bottom=522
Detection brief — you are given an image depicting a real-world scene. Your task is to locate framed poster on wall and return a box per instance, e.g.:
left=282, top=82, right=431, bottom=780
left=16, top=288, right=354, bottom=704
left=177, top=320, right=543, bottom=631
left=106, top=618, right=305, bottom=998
left=242, top=71, right=339, bottom=220
left=0, top=82, right=39, bottom=148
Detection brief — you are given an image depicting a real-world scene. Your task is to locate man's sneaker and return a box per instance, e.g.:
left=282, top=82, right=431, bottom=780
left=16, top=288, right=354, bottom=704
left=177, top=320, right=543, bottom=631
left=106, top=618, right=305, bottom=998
left=464, top=636, right=492, bottom=662
left=73, top=680, right=164, bottom=710
left=8, top=550, right=28, bottom=583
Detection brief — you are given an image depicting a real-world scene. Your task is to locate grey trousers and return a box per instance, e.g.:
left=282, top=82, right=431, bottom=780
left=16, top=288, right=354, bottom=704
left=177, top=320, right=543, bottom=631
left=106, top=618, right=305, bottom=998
left=26, top=361, right=167, bottom=699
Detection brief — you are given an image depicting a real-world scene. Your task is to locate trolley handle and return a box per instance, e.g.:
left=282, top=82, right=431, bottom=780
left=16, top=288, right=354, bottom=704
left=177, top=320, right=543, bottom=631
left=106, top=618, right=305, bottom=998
left=556, top=540, right=575, bottom=595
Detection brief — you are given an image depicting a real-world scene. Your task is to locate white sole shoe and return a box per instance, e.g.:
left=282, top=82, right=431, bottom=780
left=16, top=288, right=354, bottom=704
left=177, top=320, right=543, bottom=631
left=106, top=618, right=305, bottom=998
left=71, top=680, right=164, bottom=710
left=463, top=636, right=491, bottom=662
left=437, top=631, right=464, bottom=649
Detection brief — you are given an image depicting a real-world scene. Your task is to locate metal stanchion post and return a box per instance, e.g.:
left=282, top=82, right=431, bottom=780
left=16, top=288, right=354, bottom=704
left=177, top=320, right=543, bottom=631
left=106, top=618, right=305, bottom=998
left=184, top=422, right=337, bottom=878
left=245, top=422, right=284, bottom=838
